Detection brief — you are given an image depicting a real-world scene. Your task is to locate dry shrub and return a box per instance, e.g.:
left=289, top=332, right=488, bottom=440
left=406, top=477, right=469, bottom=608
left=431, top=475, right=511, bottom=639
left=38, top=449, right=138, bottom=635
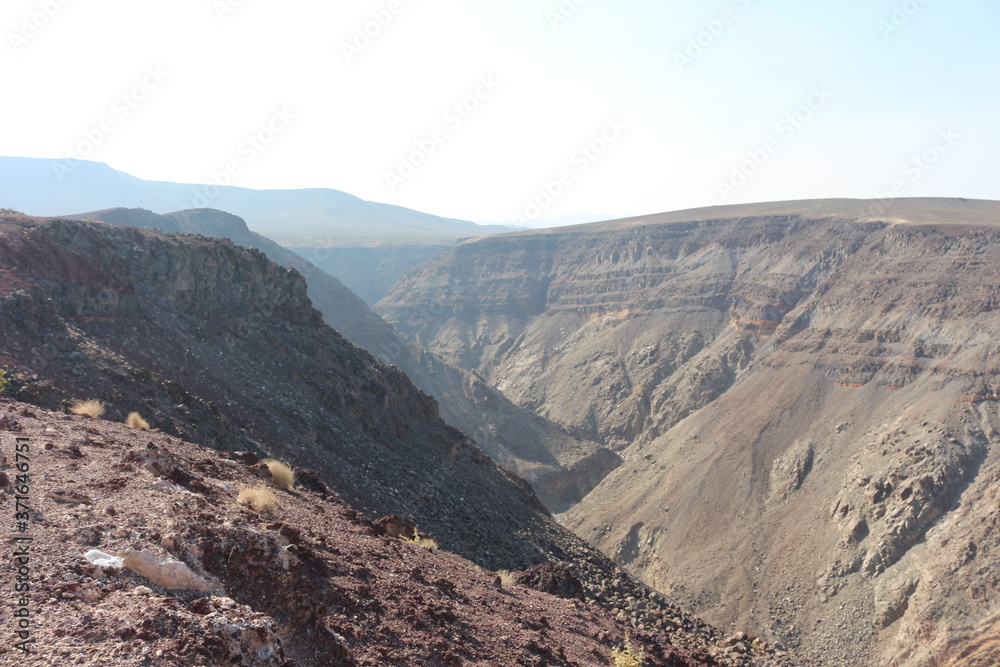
left=263, top=459, right=295, bottom=490
left=403, top=529, right=438, bottom=550
left=70, top=399, right=104, bottom=419
left=612, top=633, right=645, bottom=667
left=413, top=535, right=439, bottom=550
left=237, top=485, right=278, bottom=513
left=125, top=412, right=150, bottom=430
left=496, top=570, right=517, bottom=587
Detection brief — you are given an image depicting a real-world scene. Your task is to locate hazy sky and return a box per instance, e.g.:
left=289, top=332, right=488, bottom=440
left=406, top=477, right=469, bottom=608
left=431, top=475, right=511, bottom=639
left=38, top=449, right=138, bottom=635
left=2, top=0, right=997, bottom=223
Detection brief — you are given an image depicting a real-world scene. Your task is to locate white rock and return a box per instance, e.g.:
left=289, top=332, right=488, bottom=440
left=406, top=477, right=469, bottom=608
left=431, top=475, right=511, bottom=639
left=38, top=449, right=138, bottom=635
left=133, top=586, right=153, bottom=596
left=84, top=550, right=124, bottom=569
left=211, top=596, right=238, bottom=610
left=123, top=548, right=219, bottom=592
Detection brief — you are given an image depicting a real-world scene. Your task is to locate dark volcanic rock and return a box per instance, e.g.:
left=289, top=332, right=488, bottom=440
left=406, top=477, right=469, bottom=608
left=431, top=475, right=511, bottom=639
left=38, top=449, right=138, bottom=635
left=515, top=563, right=586, bottom=601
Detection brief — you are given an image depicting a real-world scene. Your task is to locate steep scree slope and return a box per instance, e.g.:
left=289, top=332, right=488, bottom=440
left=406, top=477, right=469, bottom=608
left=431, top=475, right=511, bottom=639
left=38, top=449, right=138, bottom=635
left=63, top=207, right=615, bottom=511
left=0, top=398, right=728, bottom=666
left=376, top=198, right=1000, bottom=666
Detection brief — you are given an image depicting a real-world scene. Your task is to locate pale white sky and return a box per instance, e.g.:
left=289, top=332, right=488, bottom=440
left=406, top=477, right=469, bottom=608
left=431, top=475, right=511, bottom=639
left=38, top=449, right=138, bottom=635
left=2, top=0, right=997, bottom=223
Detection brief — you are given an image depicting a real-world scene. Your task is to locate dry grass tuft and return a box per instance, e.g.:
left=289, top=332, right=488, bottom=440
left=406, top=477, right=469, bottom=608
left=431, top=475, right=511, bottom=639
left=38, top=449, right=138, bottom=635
left=496, top=570, right=518, bottom=587
left=237, top=484, right=278, bottom=513
left=70, top=399, right=105, bottom=419
left=403, top=528, right=439, bottom=550
left=611, top=633, right=645, bottom=667
left=412, top=534, right=439, bottom=550
left=125, top=412, right=150, bottom=430
left=263, top=459, right=295, bottom=490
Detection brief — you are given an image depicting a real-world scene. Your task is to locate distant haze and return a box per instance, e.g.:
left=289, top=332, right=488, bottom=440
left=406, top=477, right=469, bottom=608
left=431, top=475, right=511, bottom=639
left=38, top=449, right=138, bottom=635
left=0, top=156, right=510, bottom=246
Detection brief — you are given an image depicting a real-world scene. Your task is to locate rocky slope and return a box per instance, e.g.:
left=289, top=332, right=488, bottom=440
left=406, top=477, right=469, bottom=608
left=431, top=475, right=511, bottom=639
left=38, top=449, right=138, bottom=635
left=0, top=211, right=800, bottom=665
left=0, top=398, right=726, bottom=666
left=288, top=244, right=450, bottom=306
left=63, top=208, right=614, bottom=511
left=377, top=198, right=1000, bottom=666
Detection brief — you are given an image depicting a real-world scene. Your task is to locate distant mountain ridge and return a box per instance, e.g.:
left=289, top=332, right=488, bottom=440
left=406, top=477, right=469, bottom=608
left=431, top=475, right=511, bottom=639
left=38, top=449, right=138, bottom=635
left=0, top=155, right=513, bottom=245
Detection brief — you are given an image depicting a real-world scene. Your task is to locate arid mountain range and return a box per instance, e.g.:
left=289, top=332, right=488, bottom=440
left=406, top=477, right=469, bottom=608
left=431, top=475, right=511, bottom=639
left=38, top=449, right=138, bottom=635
left=1, top=194, right=997, bottom=666
left=0, top=210, right=804, bottom=666
left=378, top=197, right=1000, bottom=666
left=0, top=156, right=511, bottom=245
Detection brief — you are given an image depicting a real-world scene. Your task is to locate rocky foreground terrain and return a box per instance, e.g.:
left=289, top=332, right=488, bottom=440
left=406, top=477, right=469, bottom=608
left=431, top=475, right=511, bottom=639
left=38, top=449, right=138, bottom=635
left=378, top=198, right=1000, bottom=665
left=0, top=397, right=736, bottom=666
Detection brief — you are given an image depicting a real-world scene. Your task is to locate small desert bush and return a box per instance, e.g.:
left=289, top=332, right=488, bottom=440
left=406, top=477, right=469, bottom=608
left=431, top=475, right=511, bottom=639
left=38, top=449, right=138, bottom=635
left=403, top=529, right=439, bottom=550
left=237, top=484, right=278, bottom=513
left=125, top=412, right=150, bottom=430
left=70, top=399, right=105, bottom=419
left=497, top=570, right=517, bottom=587
left=611, top=633, right=645, bottom=667
left=412, top=534, right=439, bottom=549
left=263, top=459, right=295, bottom=490
left=0, top=368, right=6, bottom=394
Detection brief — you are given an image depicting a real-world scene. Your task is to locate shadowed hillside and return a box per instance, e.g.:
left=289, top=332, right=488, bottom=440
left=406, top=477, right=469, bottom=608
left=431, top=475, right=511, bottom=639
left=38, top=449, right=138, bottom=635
left=62, top=207, right=616, bottom=511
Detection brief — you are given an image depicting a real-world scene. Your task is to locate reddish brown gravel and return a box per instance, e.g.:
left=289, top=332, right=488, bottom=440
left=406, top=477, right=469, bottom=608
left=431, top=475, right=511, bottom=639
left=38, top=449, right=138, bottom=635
left=0, top=398, right=723, bottom=666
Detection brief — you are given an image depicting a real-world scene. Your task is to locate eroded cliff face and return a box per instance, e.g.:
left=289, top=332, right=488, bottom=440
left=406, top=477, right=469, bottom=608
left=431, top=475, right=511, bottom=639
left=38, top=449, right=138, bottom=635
left=64, top=208, right=613, bottom=511
left=378, top=215, right=880, bottom=450
left=0, top=215, right=576, bottom=570
left=377, top=200, right=1000, bottom=666
left=288, top=244, right=451, bottom=306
